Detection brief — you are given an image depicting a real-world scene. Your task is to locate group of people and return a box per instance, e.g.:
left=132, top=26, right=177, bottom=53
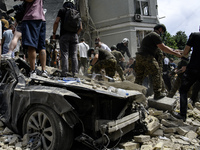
left=1, top=0, right=134, bottom=81
left=0, top=0, right=48, bottom=78
left=134, top=23, right=200, bottom=122
left=0, top=1, right=199, bottom=122
left=86, top=37, right=134, bottom=81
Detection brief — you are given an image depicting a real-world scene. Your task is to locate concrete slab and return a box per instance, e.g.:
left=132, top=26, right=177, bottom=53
left=148, top=97, right=177, bottom=112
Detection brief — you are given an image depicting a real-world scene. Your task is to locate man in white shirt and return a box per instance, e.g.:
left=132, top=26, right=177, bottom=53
left=95, top=38, right=111, bottom=52
left=77, top=38, right=89, bottom=75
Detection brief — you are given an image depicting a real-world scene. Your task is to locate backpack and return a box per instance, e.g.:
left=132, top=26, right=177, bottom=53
left=63, top=8, right=81, bottom=33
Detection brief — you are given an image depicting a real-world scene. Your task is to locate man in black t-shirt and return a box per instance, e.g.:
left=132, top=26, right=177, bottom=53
left=134, top=24, right=181, bottom=100
left=172, top=32, right=200, bottom=122
left=53, top=1, right=82, bottom=77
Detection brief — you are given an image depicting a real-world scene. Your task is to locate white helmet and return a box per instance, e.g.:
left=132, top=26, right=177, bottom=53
left=63, top=0, right=75, bottom=4
left=122, top=38, right=129, bottom=43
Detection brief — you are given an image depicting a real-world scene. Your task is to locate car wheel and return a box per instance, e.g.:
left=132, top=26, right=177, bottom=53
left=23, top=105, right=73, bottom=150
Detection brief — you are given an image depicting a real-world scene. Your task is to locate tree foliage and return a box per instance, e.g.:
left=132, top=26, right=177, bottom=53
left=163, top=32, right=178, bottom=49
left=162, top=31, right=188, bottom=60
left=173, top=31, right=188, bottom=50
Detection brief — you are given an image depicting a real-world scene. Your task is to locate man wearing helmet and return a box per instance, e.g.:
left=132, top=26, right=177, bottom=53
left=134, top=24, right=182, bottom=100
left=116, top=38, right=131, bottom=70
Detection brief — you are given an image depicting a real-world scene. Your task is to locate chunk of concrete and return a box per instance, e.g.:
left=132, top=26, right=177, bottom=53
left=148, top=108, right=163, bottom=116
left=134, top=135, right=150, bottom=143
left=185, top=130, right=197, bottom=140
left=145, top=116, right=160, bottom=135
left=152, top=129, right=164, bottom=137
left=153, top=142, right=164, bottom=150
left=177, top=127, right=188, bottom=136
left=148, top=97, right=176, bottom=112
left=163, top=127, right=176, bottom=133
left=141, top=145, right=153, bottom=150
left=119, top=141, right=140, bottom=150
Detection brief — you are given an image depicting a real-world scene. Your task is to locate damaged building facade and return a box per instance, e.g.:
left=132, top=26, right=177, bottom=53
left=3, top=0, right=159, bottom=58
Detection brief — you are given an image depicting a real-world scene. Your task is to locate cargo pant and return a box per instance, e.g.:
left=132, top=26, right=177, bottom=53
left=155, top=49, right=166, bottom=93
left=134, top=53, right=162, bottom=95
left=116, top=63, right=126, bottom=81
left=93, top=58, right=117, bottom=78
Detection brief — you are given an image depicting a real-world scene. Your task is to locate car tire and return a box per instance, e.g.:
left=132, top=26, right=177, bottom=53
left=22, top=105, right=73, bottom=150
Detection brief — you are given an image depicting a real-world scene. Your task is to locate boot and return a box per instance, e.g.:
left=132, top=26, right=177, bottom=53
left=154, top=92, right=166, bottom=100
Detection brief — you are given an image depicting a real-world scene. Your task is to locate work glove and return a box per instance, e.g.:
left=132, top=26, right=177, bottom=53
left=88, top=65, right=93, bottom=74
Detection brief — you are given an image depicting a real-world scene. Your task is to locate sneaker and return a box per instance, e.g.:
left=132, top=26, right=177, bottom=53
left=1, top=53, right=12, bottom=59
left=154, top=92, right=166, bottom=100
left=30, top=70, right=37, bottom=78
left=172, top=112, right=186, bottom=122
left=41, top=70, right=49, bottom=78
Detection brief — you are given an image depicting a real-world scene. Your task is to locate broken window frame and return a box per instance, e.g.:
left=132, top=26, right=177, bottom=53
left=135, top=0, right=149, bottom=16
left=136, top=30, right=151, bottom=51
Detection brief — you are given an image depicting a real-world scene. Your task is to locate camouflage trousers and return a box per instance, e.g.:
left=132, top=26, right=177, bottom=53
left=116, top=63, right=125, bottom=81
left=93, top=58, right=117, bottom=78
left=134, top=53, right=162, bottom=94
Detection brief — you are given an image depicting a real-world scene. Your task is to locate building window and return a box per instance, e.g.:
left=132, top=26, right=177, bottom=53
left=136, top=30, right=151, bottom=51
left=135, top=0, right=149, bottom=16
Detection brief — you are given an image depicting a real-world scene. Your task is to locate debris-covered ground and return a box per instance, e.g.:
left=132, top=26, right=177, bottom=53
left=0, top=63, right=200, bottom=150
left=0, top=86, right=200, bottom=150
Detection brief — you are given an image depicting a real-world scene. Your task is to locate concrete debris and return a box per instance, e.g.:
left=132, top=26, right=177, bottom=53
left=0, top=91, right=199, bottom=149
left=134, top=135, right=151, bottom=143
left=148, top=97, right=176, bottom=112
left=119, top=141, right=140, bottom=150
left=118, top=94, right=200, bottom=150
left=145, top=116, right=160, bottom=134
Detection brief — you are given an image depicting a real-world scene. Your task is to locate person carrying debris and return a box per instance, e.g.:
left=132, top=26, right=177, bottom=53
left=87, top=48, right=117, bottom=81
left=172, top=32, right=200, bottom=122
left=134, top=24, right=182, bottom=100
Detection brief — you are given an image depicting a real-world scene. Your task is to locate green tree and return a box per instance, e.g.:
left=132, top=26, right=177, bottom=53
left=163, top=32, right=178, bottom=49
left=162, top=32, right=178, bottom=60
left=173, top=31, right=188, bottom=50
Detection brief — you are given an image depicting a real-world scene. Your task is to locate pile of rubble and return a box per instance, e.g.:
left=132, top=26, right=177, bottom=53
left=0, top=122, right=33, bottom=150
left=0, top=88, right=199, bottom=149
left=119, top=97, right=200, bottom=150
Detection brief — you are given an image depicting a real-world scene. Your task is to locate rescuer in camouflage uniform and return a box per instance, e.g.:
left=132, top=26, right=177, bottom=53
left=110, top=45, right=126, bottom=81
left=87, top=48, right=117, bottom=79
left=134, top=24, right=181, bottom=100
left=155, top=49, right=166, bottom=93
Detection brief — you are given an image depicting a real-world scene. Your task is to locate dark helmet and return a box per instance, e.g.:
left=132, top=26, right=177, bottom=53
left=154, top=24, right=166, bottom=33
left=110, top=45, right=117, bottom=51
left=87, top=48, right=95, bottom=57
left=63, top=1, right=75, bottom=9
